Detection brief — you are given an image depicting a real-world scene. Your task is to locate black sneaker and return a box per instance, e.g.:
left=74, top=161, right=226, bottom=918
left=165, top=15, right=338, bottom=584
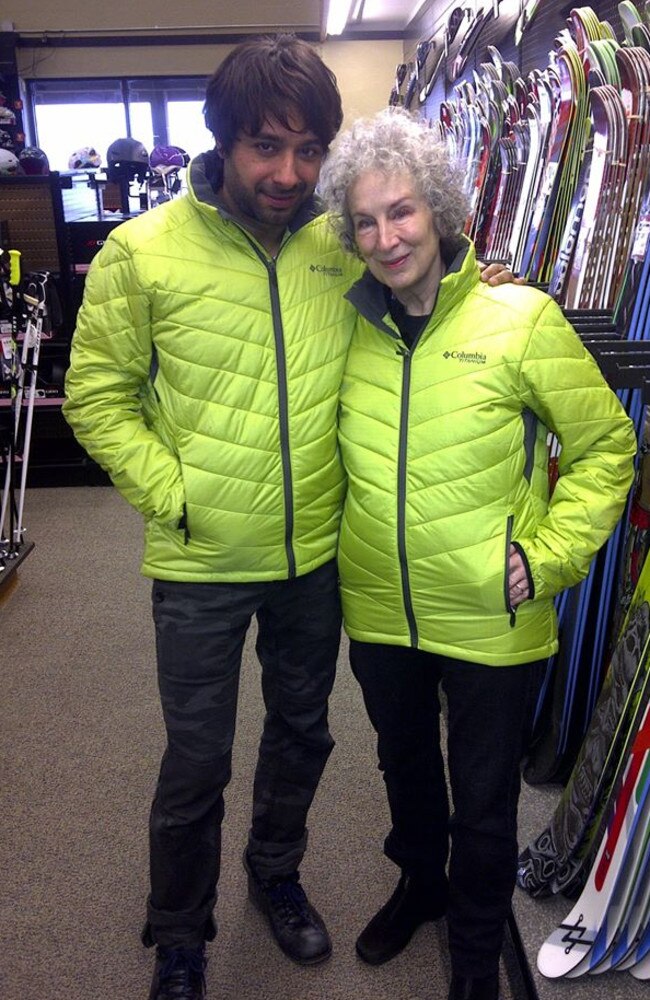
left=243, top=850, right=332, bottom=965
left=149, top=945, right=207, bottom=1000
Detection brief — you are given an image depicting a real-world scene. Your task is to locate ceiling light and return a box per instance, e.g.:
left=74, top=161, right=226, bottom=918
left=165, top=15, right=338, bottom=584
left=326, top=0, right=354, bottom=36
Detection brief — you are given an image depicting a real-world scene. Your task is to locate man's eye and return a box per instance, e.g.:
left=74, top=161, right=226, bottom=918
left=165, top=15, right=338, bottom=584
left=301, top=147, right=322, bottom=160
left=355, top=219, right=373, bottom=232
left=256, top=143, right=276, bottom=154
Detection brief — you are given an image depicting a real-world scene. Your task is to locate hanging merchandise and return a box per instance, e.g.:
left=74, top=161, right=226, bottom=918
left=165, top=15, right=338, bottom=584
left=515, top=0, right=544, bottom=44
left=417, top=35, right=444, bottom=104
left=446, top=5, right=492, bottom=82
left=434, top=4, right=650, bottom=314
left=389, top=61, right=410, bottom=108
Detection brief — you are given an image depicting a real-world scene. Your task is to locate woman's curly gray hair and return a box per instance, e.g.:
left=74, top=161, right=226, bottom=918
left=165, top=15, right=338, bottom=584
left=318, top=108, right=469, bottom=254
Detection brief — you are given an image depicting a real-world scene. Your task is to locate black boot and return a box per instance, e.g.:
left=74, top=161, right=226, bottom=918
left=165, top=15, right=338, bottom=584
left=244, top=850, right=332, bottom=965
left=356, top=872, right=448, bottom=965
left=149, top=945, right=207, bottom=1000
left=448, top=973, right=500, bottom=1000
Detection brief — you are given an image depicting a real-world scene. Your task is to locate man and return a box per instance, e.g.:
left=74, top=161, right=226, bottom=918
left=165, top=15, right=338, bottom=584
left=63, top=34, right=513, bottom=1000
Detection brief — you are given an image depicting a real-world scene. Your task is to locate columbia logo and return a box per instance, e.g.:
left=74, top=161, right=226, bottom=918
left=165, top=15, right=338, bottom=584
left=310, top=264, right=343, bottom=276
left=443, top=350, right=487, bottom=365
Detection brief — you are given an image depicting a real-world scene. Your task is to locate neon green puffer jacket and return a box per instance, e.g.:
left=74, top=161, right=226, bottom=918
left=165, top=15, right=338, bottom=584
left=338, top=239, right=636, bottom=665
left=63, top=154, right=360, bottom=581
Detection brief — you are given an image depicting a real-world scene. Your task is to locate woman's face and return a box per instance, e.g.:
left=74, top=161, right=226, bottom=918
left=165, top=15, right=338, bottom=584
left=347, top=170, right=441, bottom=305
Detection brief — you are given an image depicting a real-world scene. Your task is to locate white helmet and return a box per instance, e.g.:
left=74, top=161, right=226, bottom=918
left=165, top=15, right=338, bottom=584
left=0, top=149, right=20, bottom=175
left=68, top=145, right=102, bottom=170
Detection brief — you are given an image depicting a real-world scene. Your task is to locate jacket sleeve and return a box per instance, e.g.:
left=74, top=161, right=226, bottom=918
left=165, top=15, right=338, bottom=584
left=516, top=296, right=636, bottom=600
left=62, top=230, right=185, bottom=526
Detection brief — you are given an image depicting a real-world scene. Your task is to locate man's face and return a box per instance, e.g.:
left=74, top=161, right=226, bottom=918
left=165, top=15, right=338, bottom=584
left=219, top=115, right=325, bottom=247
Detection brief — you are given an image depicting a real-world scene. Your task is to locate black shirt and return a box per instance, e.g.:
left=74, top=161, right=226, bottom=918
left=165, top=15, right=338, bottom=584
left=385, top=287, right=432, bottom=349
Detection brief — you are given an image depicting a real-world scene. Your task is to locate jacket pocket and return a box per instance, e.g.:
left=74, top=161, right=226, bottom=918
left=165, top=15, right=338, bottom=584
left=504, top=514, right=516, bottom=626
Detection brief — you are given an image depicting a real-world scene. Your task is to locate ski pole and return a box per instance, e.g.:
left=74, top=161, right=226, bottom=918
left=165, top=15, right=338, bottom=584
left=0, top=249, right=22, bottom=552
left=14, top=273, right=47, bottom=545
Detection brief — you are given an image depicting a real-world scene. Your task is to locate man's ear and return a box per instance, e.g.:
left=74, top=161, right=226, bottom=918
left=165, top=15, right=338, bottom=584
left=215, top=141, right=225, bottom=159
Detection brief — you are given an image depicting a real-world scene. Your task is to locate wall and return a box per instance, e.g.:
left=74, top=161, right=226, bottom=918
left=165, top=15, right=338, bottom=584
left=1, top=0, right=321, bottom=33
left=2, top=0, right=402, bottom=124
left=14, top=39, right=403, bottom=125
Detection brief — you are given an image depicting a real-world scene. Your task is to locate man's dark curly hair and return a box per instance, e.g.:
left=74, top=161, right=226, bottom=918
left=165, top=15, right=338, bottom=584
left=204, top=35, right=343, bottom=153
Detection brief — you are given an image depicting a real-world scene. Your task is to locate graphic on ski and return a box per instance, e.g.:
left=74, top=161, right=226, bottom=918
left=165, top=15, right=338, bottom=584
left=571, top=758, right=650, bottom=974
left=517, top=555, right=650, bottom=898
left=537, top=713, right=650, bottom=977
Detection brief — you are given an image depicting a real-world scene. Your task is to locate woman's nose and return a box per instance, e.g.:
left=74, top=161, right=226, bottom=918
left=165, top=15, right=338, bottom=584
left=376, top=220, right=398, bottom=250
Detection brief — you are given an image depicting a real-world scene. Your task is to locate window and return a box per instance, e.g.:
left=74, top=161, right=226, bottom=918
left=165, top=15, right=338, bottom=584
left=167, top=101, right=212, bottom=159
left=27, top=76, right=211, bottom=172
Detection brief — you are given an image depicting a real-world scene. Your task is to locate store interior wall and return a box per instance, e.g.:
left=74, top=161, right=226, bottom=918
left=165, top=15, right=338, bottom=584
left=2, top=0, right=404, bottom=124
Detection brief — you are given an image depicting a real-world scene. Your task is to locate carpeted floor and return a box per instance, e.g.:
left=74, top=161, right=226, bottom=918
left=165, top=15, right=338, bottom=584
left=1, top=487, right=643, bottom=1000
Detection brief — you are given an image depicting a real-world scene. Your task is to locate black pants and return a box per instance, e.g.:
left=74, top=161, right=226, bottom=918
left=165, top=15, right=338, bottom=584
left=350, top=640, right=543, bottom=978
left=144, top=560, right=341, bottom=948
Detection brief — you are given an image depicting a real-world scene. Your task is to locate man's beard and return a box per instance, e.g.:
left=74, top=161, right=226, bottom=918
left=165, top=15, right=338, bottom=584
left=227, top=176, right=310, bottom=229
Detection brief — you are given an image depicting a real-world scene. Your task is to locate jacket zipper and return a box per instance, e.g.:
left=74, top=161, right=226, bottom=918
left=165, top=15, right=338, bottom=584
left=397, top=345, right=419, bottom=647
left=241, top=230, right=296, bottom=578
left=266, top=257, right=296, bottom=578
left=504, top=513, right=516, bottom=627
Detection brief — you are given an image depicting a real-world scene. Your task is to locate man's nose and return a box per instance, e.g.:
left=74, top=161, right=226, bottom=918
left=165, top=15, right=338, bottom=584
left=272, top=152, right=301, bottom=188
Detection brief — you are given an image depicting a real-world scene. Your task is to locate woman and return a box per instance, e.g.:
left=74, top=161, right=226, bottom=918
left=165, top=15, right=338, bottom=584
left=318, top=109, right=636, bottom=1000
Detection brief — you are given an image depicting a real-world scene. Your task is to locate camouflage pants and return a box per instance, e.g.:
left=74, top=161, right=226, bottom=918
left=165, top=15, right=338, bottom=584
left=143, top=560, right=340, bottom=948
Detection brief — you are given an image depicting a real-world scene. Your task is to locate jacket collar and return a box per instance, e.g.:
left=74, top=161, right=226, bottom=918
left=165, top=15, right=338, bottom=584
left=344, top=236, right=479, bottom=336
left=187, top=149, right=324, bottom=237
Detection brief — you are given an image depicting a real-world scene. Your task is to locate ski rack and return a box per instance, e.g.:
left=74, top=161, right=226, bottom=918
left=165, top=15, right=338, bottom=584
left=567, top=308, right=650, bottom=403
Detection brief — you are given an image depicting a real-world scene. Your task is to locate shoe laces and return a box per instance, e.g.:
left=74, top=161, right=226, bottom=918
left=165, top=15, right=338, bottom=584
left=266, top=873, right=314, bottom=927
left=157, top=947, right=206, bottom=999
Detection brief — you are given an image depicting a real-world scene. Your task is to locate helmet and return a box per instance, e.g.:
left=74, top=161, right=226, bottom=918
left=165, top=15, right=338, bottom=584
left=19, top=146, right=49, bottom=175
left=0, top=129, right=13, bottom=150
left=106, top=137, right=149, bottom=181
left=68, top=145, right=102, bottom=170
left=0, top=149, right=20, bottom=175
left=0, top=107, right=16, bottom=126
left=149, top=144, right=190, bottom=174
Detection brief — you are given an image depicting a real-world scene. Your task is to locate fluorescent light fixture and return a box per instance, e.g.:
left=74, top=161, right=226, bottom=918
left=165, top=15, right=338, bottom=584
left=326, top=0, right=354, bottom=36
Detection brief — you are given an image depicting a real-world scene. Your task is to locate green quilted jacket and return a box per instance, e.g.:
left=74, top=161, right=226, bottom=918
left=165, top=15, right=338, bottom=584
left=338, top=238, right=636, bottom=665
left=63, top=152, right=359, bottom=581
